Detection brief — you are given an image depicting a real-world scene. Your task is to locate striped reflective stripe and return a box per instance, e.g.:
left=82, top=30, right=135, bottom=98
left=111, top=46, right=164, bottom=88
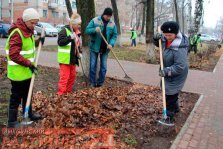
left=8, top=58, right=34, bottom=66
left=5, top=49, right=35, bottom=55
left=58, top=49, right=70, bottom=53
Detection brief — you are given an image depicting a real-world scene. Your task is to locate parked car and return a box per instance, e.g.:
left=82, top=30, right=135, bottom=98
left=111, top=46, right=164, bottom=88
left=200, top=34, right=218, bottom=42
left=0, top=23, right=11, bottom=38
left=56, top=24, right=65, bottom=32
left=35, top=22, right=58, bottom=37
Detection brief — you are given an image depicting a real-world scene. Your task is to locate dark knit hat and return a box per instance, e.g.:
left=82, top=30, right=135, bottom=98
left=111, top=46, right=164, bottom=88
left=102, top=7, right=113, bottom=16
left=161, top=21, right=179, bottom=34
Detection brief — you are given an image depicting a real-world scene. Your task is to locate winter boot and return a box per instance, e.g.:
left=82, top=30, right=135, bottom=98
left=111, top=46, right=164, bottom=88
left=7, top=109, right=20, bottom=128
left=174, top=100, right=180, bottom=113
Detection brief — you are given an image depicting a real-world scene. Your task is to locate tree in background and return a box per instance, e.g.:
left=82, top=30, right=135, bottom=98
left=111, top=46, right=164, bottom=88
left=173, top=0, right=179, bottom=25
left=65, top=0, right=96, bottom=77
left=146, top=0, right=156, bottom=63
left=111, top=0, right=122, bottom=46
left=194, top=0, right=204, bottom=33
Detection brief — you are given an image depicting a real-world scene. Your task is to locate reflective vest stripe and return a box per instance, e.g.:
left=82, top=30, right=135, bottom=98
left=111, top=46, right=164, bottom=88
left=5, top=49, right=35, bottom=55
left=58, top=49, right=71, bottom=53
left=7, top=58, right=34, bottom=65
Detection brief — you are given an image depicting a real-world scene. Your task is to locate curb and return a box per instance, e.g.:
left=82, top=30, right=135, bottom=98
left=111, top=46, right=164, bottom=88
left=170, top=94, right=204, bottom=149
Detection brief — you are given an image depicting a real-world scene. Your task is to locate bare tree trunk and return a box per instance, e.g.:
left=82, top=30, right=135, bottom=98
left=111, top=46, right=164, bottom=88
left=130, top=5, right=135, bottom=27
left=188, top=0, right=192, bottom=29
left=146, top=0, right=156, bottom=63
left=111, top=0, right=122, bottom=46
left=194, top=0, right=204, bottom=32
left=65, top=0, right=73, bottom=18
left=173, top=0, right=179, bottom=24
left=182, top=1, right=185, bottom=33
left=76, top=0, right=96, bottom=78
left=141, top=3, right=146, bottom=35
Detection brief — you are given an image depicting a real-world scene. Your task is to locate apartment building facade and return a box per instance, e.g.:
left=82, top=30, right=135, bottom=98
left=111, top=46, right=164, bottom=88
left=0, top=0, right=76, bottom=26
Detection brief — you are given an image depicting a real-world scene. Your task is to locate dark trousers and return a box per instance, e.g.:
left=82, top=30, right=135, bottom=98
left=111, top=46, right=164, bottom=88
left=9, top=79, right=32, bottom=114
left=188, top=45, right=197, bottom=54
left=131, top=39, right=136, bottom=47
left=166, top=93, right=179, bottom=112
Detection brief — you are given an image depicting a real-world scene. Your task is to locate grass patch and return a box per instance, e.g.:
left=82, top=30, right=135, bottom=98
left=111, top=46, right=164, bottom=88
left=109, top=43, right=147, bottom=63
left=122, top=134, right=137, bottom=145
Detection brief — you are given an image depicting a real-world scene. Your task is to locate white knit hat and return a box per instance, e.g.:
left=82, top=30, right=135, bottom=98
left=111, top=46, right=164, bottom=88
left=22, top=8, right=40, bottom=22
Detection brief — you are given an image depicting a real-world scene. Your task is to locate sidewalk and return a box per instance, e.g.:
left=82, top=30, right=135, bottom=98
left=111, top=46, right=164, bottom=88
left=1, top=49, right=223, bottom=149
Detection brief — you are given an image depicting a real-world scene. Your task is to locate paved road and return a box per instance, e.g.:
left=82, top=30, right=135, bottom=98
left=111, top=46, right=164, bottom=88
left=0, top=35, right=145, bottom=49
left=0, top=37, right=57, bottom=48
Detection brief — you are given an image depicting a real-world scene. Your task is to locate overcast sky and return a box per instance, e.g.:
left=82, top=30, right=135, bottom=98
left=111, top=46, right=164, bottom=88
left=202, top=0, right=223, bottom=28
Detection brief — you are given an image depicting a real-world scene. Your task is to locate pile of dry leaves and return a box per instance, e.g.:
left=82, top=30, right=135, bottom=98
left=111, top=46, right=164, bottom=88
left=33, top=84, right=163, bottom=130
left=0, top=56, right=7, bottom=77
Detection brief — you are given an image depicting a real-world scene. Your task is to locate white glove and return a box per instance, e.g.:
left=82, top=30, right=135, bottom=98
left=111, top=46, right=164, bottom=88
left=95, top=27, right=101, bottom=33
left=107, top=44, right=112, bottom=50
left=70, top=33, right=76, bottom=40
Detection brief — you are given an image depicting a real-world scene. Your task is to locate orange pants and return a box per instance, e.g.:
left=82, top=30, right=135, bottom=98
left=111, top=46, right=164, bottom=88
left=57, top=64, right=76, bottom=95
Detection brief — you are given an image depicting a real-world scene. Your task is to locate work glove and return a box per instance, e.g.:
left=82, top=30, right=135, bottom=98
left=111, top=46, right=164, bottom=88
left=95, top=27, right=101, bottom=33
left=159, top=69, right=165, bottom=77
left=78, top=53, right=83, bottom=59
left=39, top=36, right=45, bottom=45
left=29, top=65, right=38, bottom=75
left=70, top=33, right=77, bottom=40
left=107, top=44, right=112, bottom=50
left=153, top=33, right=162, bottom=40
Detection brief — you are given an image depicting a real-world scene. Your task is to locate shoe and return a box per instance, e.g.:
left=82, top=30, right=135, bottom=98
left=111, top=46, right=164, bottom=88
left=96, top=84, right=102, bottom=87
left=7, top=109, right=20, bottom=128
left=90, top=84, right=96, bottom=88
left=29, top=113, right=42, bottom=121
left=166, top=110, right=175, bottom=118
left=174, top=100, right=180, bottom=113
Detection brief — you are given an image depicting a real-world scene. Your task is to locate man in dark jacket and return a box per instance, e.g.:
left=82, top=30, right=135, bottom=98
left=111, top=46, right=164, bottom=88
left=153, top=21, right=189, bottom=121
left=5, top=8, right=42, bottom=128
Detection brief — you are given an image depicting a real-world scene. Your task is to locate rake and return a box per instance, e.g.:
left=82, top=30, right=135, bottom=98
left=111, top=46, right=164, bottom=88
left=99, top=31, right=133, bottom=82
left=157, top=27, right=174, bottom=127
left=21, top=28, right=45, bottom=126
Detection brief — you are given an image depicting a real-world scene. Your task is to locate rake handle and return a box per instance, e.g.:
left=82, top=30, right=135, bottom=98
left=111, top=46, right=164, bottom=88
left=158, top=27, right=167, bottom=119
left=24, top=28, right=45, bottom=119
left=99, top=31, right=128, bottom=76
left=69, top=23, right=87, bottom=77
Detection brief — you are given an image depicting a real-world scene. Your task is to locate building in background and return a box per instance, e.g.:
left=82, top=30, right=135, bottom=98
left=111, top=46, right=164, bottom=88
left=0, top=0, right=76, bottom=26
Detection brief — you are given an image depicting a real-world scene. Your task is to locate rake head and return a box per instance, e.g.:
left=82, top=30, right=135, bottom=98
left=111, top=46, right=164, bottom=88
left=158, top=117, right=175, bottom=127
left=20, top=118, right=33, bottom=127
left=124, top=74, right=133, bottom=82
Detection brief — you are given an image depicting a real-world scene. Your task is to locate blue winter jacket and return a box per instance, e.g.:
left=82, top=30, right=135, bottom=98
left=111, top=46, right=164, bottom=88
left=85, top=16, right=118, bottom=53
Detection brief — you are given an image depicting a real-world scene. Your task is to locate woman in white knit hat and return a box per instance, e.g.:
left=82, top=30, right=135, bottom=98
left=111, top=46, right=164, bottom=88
left=5, top=8, right=43, bottom=128
left=57, top=12, right=82, bottom=96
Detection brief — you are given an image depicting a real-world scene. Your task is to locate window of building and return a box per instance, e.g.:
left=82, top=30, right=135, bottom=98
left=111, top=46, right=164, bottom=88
left=62, top=0, right=66, bottom=6
left=24, top=0, right=28, bottom=3
left=71, top=0, right=76, bottom=9
left=58, top=0, right=64, bottom=5
left=52, top=11, right=59, bottom=18
left=63, top=13, right=66, bottom=19
left=41, top=0, right=48, bottom=3
left=43, top=10, right=48, bottom=18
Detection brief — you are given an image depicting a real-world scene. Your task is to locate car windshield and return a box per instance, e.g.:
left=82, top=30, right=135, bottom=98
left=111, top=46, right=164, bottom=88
left=2, top=24, right=10, bottom=28
left=41, top=23, right=54, bottom=28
